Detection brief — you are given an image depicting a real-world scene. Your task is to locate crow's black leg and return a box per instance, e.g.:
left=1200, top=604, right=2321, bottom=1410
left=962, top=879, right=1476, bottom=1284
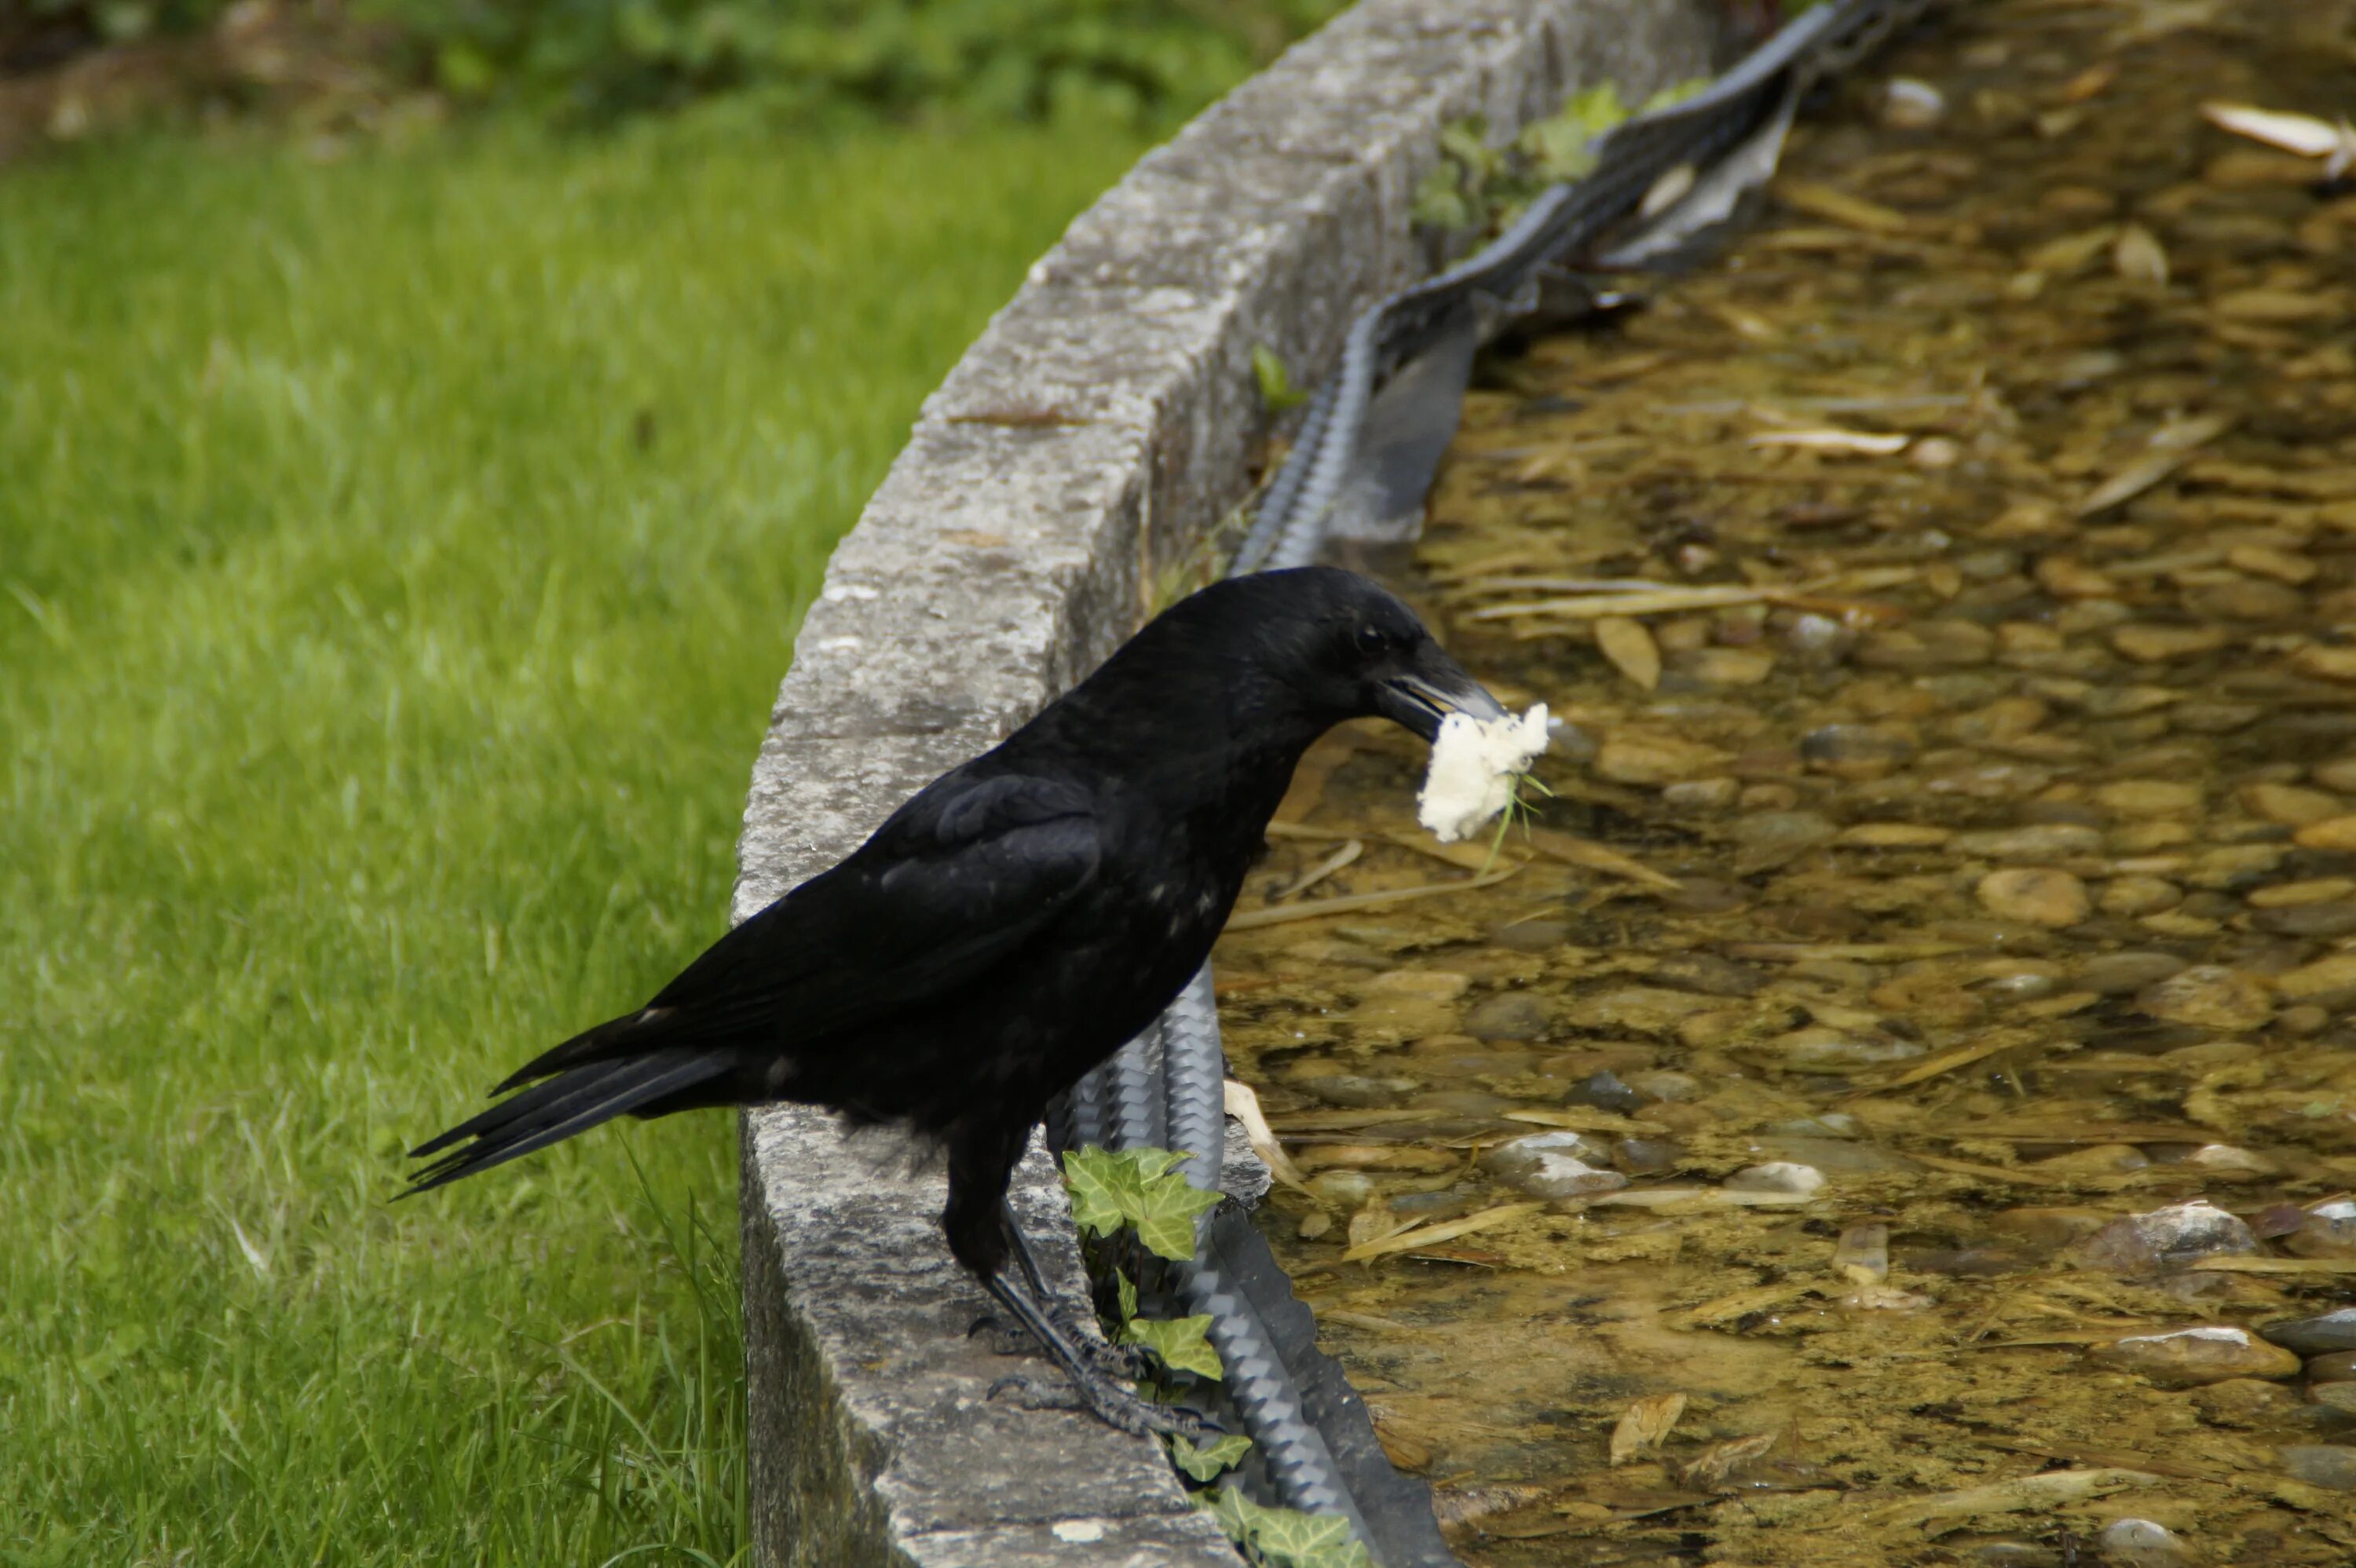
left=996, top=1199, right=1154, bottom=1380
left=979, top=1263, right=1216, bottom=1440
left=998, top=1199, right=1054, bottom=1300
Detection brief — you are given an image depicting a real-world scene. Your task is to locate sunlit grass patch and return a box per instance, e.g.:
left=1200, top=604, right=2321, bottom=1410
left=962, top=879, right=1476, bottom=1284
left=0, top=112, right=1150, bottom=1565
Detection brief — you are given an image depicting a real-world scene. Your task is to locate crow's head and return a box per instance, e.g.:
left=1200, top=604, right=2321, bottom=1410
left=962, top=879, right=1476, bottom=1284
left=1179, top=566, right=1508, bottom=742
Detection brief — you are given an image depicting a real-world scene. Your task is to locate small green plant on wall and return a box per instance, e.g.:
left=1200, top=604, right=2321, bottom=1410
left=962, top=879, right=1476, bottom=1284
left=1060, top=1145, right=1374, bottom=1568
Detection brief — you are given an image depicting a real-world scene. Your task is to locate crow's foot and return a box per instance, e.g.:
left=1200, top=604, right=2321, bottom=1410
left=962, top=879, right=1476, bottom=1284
left=985, top=1369, right=1221, bottom=1441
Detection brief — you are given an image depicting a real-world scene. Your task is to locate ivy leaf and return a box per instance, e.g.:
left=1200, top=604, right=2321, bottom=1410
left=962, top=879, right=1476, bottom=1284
left=1059, top=1144, right=1220, bottom=1260
left=1122, top=1314, right=1223, bottom=1380
left=1171, top=1432, right=1253, bottom=1482
left=1253, top=345, right=1309, bottom=414
left=1203, top=1489, right=1374, bottom=1568
left=1114, top=1266, right=1138, bottom=1325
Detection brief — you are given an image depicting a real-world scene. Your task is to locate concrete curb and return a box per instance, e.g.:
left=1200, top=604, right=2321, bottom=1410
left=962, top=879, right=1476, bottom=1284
left=733, top=4, right=1720, bottom=1563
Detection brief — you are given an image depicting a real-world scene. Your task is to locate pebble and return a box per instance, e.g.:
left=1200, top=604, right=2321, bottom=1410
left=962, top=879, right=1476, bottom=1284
left=2089, top=1325, right=2302, bottom=1384
left=2186, top=577, right=2303, bottom=622
left=1731, top=810, right=1838, bottom=873
left=1566, top=1069, right=1645, bottom=1114
left=2279, top=1445, right=2356, bottom=1489
left=2307, top=1351, right=2356, bottom=1383
left=2079, top=951, right=2188, bottom=994
left=2283, top=1198, right=2356, bottom=1259
left=2275, top=951, right=2356, bottom=1001
left=2248, top=876, right=2355, bottom=908
left=1772, top=1025, right=1927, bottom=1074
left=1564, top=986, right=1721, bottom=1036
left=1977, top=866, right=2091, bottom=926
left=2135, top=965, right=2272, bottom=1032
left=2191, top=1378, right=2302, bottom=1427
left=1880, top=76, right=1944, bottom=129
left=2241, top=781, right=2343, bottom=827
left=1759, top=1134, right=1916, bottom=1175
left=1801, top=723, right=1915, bottom=779
left=1684, top=647, right=1776, bottom=685
left=1308, top=1074, right=1421, bottom=1109
left=1661, top=776, right=1740, bottom=811
left=2074, top=1200, right=2260, bottom=1272
left=1952, top=823, right=2103, bottom=860
left=1597, top=733, right=1733, bottom=786
left=2314, top=758, right=2356, bottom=793
left=2229, top=543, right=2318, bottom=584
left=2095, top=1518, right=2196, bottom=1568
left=2293, top=814, right=2356, bottom=851
left=2294, top=645, right=2356, bottom=685
left=2255, top=901, right=2356, bottom=938
left=1462, top=992, right=1549, bottom=1041
left=2100, top=875, right=2183, bottom=916
left=2262, top=1308, right=2356, bottom=1357
left=1622, top=1069, right=1701, bottom=1102
left=1483, top=1132, right=1629, bottom=1200
left=1612, top=1137, right=1681, bottom=1175
left=1837, top=821, right=1953, bottom=848
left=2096, top=779, right=2204, bottom=817
left=1650, top=953, right=1766, bottom=998
left=2112, top=623, right=2230, bottom=662
left=1308, top=1171, right=1376, bottom=1206
left=1725, top=1161, right=1826, bottom=1197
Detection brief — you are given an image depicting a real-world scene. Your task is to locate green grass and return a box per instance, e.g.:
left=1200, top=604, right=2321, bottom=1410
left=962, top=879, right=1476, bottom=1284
left=0, top=111, right=1151, bottom=1565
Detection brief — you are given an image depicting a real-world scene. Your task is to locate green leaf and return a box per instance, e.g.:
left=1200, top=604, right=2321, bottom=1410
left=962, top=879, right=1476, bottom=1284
left=1203, top=1489, right=1374, bottom=1568
left=1410, top=163, right=1475, bottom=231
left=1115, top=1266, right=1138, bottom=1325
left=1059, top=1144, right=1220, bottom=1260
left=1253, top=345, right=1308, bottom=414
left=1171, top=1431, right=1253, bottom=1482
left=1122, top=1314, right=1223, bottom=1380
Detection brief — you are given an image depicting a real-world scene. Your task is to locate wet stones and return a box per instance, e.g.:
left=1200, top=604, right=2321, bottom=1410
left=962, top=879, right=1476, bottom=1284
left=2261, top=1308, right=2356, bottom=1358
left=1724, top=1160, right=1826, bottom=1197
left=1648, top=953, right=1766, bottom=998
left=2079, top=951, right=2188, bottom=993
left=2112, top=623, right=2230, bottom=662
left=1595, top=733, right=1732, bottom=786
left=1731, top=810, right=1839, bottom=873
left=1952, top=823, right=2103, bottom=860
left=1977, top=865, right=2091, bottom=926
left=1564, top=986, right=1724, bottom=1036
left=2095, top=1518, right=2197, bottom=1568
left=2281, top=1197, right=2356, bottom=1259
left=1462, top=992, right=1549, bottom=1041
left=2073, top=1200, right=2260, bottom=1273
left=2135, top=965, right=2273, bottom=1032
left=2278, top=1446, right=2356, bottom=1490
left=1801, top=723, right=1915, bottom=780
left=2088, top=1325, right=2302, bottom=1384
left=1483, top=1132, right=1629, bottom=1200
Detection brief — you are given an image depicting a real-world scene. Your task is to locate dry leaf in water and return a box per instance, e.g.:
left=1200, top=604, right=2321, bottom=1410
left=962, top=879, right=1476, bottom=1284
left=2201, top=101, right=2356, bottom=175
left=1748, top=427, right=1909, bottom=455
left=1608, top=1392, right=1689, bottom=1466
left=1593, top=616, right=1662, bottom=689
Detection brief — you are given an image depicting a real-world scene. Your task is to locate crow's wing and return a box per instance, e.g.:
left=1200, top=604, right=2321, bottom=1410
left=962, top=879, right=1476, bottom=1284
left=492, top=771, right=1103, bottom=1088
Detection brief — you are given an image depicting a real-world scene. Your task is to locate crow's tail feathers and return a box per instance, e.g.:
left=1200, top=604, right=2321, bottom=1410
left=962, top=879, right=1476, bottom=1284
left=402, top=1047, right=733, bottom=1197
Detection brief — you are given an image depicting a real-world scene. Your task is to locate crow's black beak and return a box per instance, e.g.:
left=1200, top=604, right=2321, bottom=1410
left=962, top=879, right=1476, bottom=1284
left=1377, top=648, right=1509, bottom=743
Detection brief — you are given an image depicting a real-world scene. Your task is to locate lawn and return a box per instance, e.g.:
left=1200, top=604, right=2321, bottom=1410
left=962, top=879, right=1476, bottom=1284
left=0, top=111, right=1151, bottom=1565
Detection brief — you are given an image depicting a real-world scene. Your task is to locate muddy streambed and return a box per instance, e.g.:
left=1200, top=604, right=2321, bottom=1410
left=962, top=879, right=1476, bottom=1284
left=1214, top=3, right=2356, bottom=1563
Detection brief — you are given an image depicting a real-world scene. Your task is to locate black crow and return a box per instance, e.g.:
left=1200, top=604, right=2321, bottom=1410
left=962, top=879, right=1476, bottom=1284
left=406, top=565, right=1506, bottom=1433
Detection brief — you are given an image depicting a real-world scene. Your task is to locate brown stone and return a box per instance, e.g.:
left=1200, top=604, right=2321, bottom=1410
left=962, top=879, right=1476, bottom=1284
left=2135, top=965, right=2272, bottom=1031
left=1977, top=866, right=2091, bottom=927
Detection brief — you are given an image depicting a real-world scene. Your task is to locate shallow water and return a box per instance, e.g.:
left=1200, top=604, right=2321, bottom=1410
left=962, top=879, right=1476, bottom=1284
left=1219, top=2, right=2356, bottom=1562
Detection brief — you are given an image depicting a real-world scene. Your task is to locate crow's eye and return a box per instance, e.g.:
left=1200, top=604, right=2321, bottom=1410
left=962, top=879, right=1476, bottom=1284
left=1354, top=624, right=1389, bottom=657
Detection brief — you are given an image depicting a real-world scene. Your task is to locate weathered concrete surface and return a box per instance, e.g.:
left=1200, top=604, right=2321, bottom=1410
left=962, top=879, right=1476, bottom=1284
left=736, top=2, right=1721, bottom=1563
